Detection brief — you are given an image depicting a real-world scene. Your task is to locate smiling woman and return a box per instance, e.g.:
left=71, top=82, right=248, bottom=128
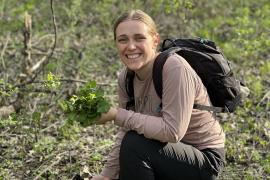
left=114, top=18, right=160, bottom=80
left=91, top=9, right=225, bottom=180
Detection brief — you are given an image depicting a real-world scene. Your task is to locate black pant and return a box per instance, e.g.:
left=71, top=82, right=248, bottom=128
left=119, top=131, right=225, bottom=180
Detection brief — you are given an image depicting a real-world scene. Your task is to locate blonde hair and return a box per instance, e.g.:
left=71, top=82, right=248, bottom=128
left=113, top=9, right=158, bottom=40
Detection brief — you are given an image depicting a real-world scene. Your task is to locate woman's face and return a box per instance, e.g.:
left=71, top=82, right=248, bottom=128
left=115, top=20, right=159, bottom=71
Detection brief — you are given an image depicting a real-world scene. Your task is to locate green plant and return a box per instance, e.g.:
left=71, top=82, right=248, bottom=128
left=62, top=81, right=111, bottom=127
left=44, top=72, right=61, bottom=89
left=33, top=136, right=56, bottom=155
left=32, top=111, right=41, bottom=142
left=0, top=79, right=18, bottom=97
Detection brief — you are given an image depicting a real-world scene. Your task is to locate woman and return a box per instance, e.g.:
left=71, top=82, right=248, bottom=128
left=91, top=9, right=225, bottom=180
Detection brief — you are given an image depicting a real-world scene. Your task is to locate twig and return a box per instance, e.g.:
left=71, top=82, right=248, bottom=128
left=0, top=33, right=10, bottom=69
left=14, top=78, right=115, bottom=88
left=257, top=90, right=270, bottom=107
left=0, top=128, right=10, bottom=136
left=40, top=121, right=61, bottom=133
left=31, top=46, right=51, bottom=53
left=33, top=151, right=67, bottom=180
left=59, top=78, right=87, bottom=83
left=36, top=0, right=57, bottom=72
left=31, top=34, right=55, bottom=46
left=31, top=52, right=51, bottom=56
left=19, top=88, right=57, bottom=94
left=29, top=55, right=47, bottom=73
left=13, top=78, right=85, bottom=88
left=25, top=0, right=57, bottom=84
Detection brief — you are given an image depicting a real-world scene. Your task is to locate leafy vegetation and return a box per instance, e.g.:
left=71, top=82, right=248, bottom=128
left=62, top=81, right=111, bottom=127
left=0, top=0, right=269, bottom=179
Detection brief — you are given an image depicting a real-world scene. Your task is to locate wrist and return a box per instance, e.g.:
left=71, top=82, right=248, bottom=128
left=111, top=107, right=118, bottom=120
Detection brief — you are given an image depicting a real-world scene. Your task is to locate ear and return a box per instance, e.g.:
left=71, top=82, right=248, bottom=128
left=153, top=33, right=160, bottom=49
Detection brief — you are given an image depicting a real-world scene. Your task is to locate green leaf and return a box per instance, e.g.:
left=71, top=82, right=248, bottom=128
left=97, top=100, right=110, bottom=113
left=89, top=81, right=96, bottom=88
left=32, top=112, right=41, bottom=122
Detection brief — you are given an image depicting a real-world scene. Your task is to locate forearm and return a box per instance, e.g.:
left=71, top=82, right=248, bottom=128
left=115, top=108, right=182, bottom=143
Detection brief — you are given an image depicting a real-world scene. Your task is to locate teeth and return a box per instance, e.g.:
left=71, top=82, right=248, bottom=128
left=127, top=54, right=140, bottom=59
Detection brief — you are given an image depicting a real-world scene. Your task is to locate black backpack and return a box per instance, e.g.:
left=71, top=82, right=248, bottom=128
left=125, top=37, right=243, bottom=113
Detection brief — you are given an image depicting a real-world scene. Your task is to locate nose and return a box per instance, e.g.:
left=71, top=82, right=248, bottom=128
left=127, top=40, right=136, bottom=50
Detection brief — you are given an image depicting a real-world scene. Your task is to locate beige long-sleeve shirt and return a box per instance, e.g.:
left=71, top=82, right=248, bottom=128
left=101, top=54, right=225, bottom=179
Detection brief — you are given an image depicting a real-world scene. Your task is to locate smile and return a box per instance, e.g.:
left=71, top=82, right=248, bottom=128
left=126, top=54, right=141, bottom=59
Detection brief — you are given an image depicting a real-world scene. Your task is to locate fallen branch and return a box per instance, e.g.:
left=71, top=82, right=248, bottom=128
left=28, top=55, right=47, bottom=74
left=40, top=121, right=61, bottom=133
left=33, top=151, right=67, bottom=180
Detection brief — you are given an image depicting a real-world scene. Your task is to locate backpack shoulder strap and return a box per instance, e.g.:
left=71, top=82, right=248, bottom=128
left=125, top=69, right=135, bottom=110
left=153, top=47, right=182, bottom=100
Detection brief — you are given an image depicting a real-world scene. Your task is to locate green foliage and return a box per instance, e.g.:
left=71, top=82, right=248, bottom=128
left=58, top=120, right=81, bottom=140
left=246, top=75, right=263, bottom=98
left=0, top=79, right=18, bottom=97
left=33, top=136, right=56, bottom=155
left=260, top=61, right=270, bottom=76
left=32, top=111, right=41, bottom=123
left=44, top=72, right=61, bottom=89
left=63, top=81, right=111, bottom=127
left=90, top=152, right=102, bottom=162
left=263, top=154, right=270, bottom=174
left=0, top=113, right=18, bottom=127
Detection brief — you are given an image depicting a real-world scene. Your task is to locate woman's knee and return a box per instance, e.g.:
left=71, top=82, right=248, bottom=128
left=120, top=131, right=144, bottom=153
left=120, top=130, right=156, bottom=161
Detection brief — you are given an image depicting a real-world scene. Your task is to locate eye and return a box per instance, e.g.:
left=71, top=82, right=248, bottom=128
left=136, top=36, right=146, bottom=41
left=117, top=38, right=128, bottom=43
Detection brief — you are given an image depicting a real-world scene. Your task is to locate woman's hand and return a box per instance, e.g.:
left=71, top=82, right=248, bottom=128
left=91, top=175, right=110, bottom=180
left=96, top=107, right=117, bottom=125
